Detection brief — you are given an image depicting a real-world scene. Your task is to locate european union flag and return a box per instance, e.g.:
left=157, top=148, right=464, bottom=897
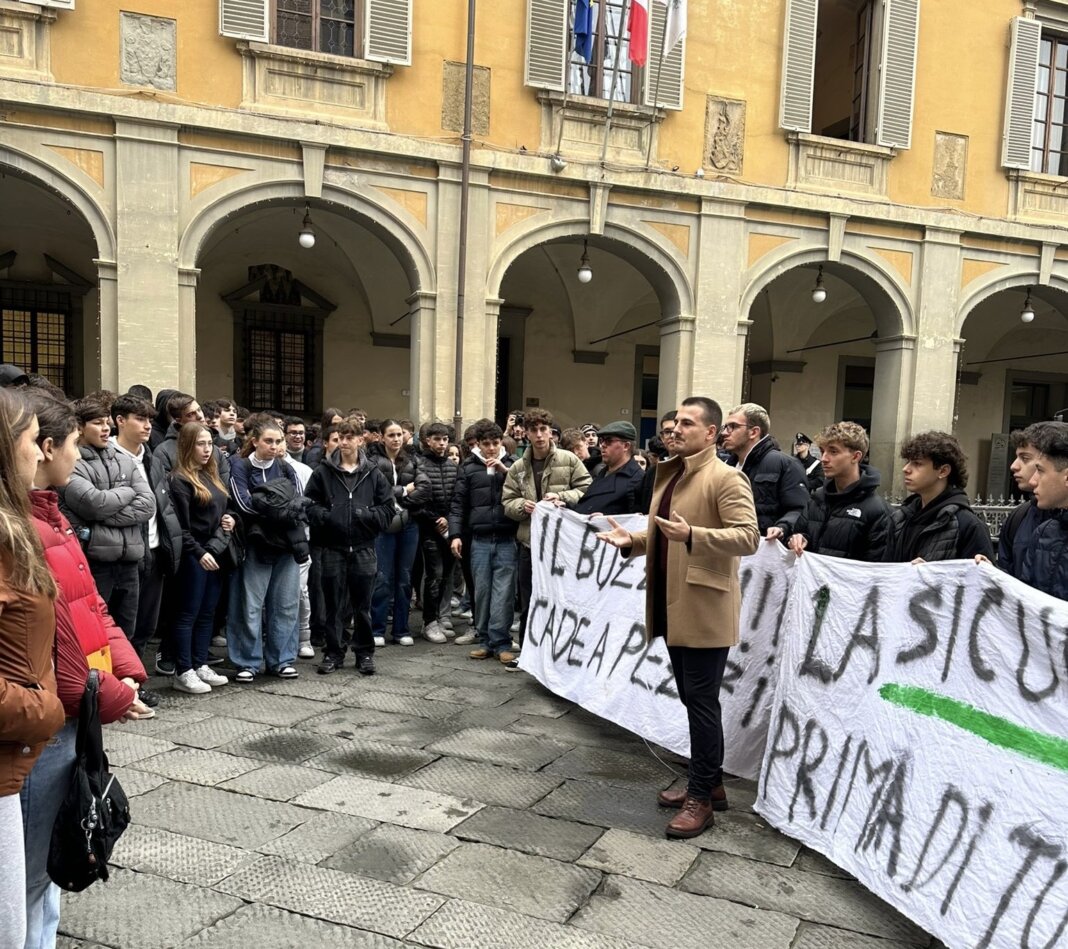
left=575, top=0, right=594, bottom=63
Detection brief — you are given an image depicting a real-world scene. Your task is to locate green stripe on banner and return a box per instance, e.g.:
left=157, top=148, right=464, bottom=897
left=879, top=683, right=1068, bottom=773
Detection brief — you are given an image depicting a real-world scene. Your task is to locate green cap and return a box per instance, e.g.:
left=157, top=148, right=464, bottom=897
left=597, top=420, right=637, bottom=442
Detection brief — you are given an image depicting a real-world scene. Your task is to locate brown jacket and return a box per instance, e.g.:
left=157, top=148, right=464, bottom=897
left=629, top=445, right=759, bottom=648
left=0, top=562, right=64, bottom=795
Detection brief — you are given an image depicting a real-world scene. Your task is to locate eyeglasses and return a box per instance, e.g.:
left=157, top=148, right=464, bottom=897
left=720, top=422, right=744, bottom=433
left=659, top=429, right=674, bottom=436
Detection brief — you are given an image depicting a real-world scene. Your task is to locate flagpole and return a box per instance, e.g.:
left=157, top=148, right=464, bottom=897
left=555, top=1, right=579, bottom=158
left=644, top=9, right=669, bottom=169
left=600, top=0, right=632, bottom=167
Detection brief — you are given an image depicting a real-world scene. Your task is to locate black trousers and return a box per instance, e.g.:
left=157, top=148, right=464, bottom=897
left=308, top=546, right=328, bottom=645
left=516, top=543, right=533, bottom=647
left=420, top=527, right=454, bottom=624
left=667, top=645, right=730, bottom=800
left=90, top=560, right=140, bottom=641
left=132, top=546, right=165, bottom=660
left=321, top=547, right=377, bottom=661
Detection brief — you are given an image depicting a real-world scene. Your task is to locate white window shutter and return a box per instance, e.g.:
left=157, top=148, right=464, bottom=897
left=1002, top=17, right=1041, bottom=169
left=219, top=0, right=268, bottom=41
left=525, top=0, right=568, bottom=91
left=365, top=0, right=412, bottom=66
left=875, top=0, right=920, bottom=149
left=779, top=0, right=818, bottom=132
left=644, top=2, right=685, bottom=110
left=35, top=0, right=75, bottom=9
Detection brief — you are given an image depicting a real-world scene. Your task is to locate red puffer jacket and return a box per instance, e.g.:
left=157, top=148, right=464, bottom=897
left=30, top=490, right=143, bottom=722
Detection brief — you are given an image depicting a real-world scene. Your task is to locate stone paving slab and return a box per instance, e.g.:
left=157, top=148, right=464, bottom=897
left=496, top=689, right=575, bottom=719
left=103, top=731, right=178, bottom=766
left=509, top=713, right=644, bottom=752
left=304, top=738, right=438, bottom=779
left=688, top=808, right=801, bottom=867
left=577, top=828, right=699, bottom=887
left=679, top=851, right=928, bottom=943
left=297, top=706, right=403, bottom=739
left=111, top=765, right=167, bottom=798
left=349, top=717, right=460, bottom=748
left=341, top=675, right=438, bottom=698
left=133, top=781, right=310, bottom=848
left=423, top=684, right=515, bottom=707
left=152, top=715, right=268, bottom=750
left=451, top=805, right=603, bottom=862
left=200, top=691, right=334, bottom=726
left=445, top=706, right=525, bottom=731
left=399, top=757, right=562, bottom=808
left=535, top=779, right=673, bottom=838
left=421, top=668, right=524, bottom=695
left=791, top=921, right=923, bottom=949
left=55, top=938, right=110, bottom=949
left=257, top=810, right=378, bottom=864
left=113, top=706, right=212, bottom=737
left=408, top=898, right=636, bottom=949
left=180, top=904, right=409, bottom=948
left=257, top=676, right=374, bottom=702
left=130, top=748, right=263, bottom=786
left=570, top=873, right=799, bottom=949
left=110, top=824, right=258, bottom=886
left=216, top=726, right=347, bottom=764
left=793, top=846, right=853, bottom=879
left=345, top=690, right=466, bottom=720
left=216, top=854, right=444, bottom=939
left=294, top=773, right=482, bottom=832
left=219, top=763, right=336, bottom=801
left=544, top=746, right=677, bottom=791
left=413, top=842, right=602, bottom=923
left=59, top=868, right=242, bottom=949
left=324, top=823, right=460, bottom=884
left=426, top=727, right=572, bottom=770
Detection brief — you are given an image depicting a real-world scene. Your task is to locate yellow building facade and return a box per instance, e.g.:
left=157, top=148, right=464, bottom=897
left=0, top=0, right=1066, bottom=494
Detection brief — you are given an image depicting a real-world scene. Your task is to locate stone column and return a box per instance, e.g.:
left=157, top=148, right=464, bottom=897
left=477, top=297, right=504, bottom=422
left=94, top=259, right=118, bottom=390
left=177, top=267, right=199, bottom=395
left=407, top=290, right=438, bottom=423
left=870, top=334, right=917, bottom=495
left=657, top=314, right=696, bottom=411
left=690, top=197, right=748, bottom=405
left=114, top=118, right=181, bottom=393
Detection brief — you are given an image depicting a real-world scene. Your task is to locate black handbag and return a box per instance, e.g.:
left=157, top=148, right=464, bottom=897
left=47, top=669, right=130, bottom=892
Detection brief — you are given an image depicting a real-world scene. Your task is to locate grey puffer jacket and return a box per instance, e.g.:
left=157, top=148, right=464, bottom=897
left=502, top=446, right=592, bottom=546
left=59, top=444, right=156, bottom=563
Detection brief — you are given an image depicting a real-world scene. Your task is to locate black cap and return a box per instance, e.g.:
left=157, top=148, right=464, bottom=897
left=0, top=363, right=29, bottom=387
left=794, top=432, right=812, bottom=445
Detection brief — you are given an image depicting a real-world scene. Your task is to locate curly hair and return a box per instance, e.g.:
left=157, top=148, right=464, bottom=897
left=900, top=431, right=968, bottom=488
left=816, top=421, right=869, bottom=456
left=523, top=408, right=555, bottom=430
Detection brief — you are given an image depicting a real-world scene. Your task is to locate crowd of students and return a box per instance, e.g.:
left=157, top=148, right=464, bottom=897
left=1, top=363, right=1067, bottom=945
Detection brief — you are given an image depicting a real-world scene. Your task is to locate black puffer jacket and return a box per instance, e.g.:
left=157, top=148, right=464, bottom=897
left=884, top=487, right=994, bottom=562
left=414, top=448, right=458, bottom=523
left=736, top=437, right=809, bottom=534
left=367, top=443, right=431, bottom=511
left=783, top=465, right=891, bottom=562
left=1019, top=508, right=1068, bottom=599
left=997, top=498, right=1054, bottom=578
left=305, top=452, right=394, bottom=552
left=448, top=448, right=517, bottom=538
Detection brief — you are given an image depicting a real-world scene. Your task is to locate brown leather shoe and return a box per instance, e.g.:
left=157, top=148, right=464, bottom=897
left=658, top=785, right=729, bottom=811
left=665, top=796, right=715, bottom=839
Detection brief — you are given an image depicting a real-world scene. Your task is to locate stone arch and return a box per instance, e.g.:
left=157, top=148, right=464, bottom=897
left=178, top=179, right=435, bottom=292
left=740, top=244, right=915, bottom=339
left=0, top=145, right=115, bottom=261
left=954, top=266, right=1068, bottom=336
left=487, top=218, right=694, bottom=318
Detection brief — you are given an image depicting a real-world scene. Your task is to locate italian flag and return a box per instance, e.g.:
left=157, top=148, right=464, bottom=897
left=628, top=0, right=649, bottom=66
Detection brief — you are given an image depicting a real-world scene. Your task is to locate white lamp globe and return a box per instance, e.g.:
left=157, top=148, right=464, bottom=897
left=298, top=229, right=315, bottom=249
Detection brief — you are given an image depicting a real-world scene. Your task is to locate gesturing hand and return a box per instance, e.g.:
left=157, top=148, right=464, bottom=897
left=596, top=516, right=632, bottom=549
left=654, top=510, right=691, bottom=543
left=200, top=552, right=220, bottom=571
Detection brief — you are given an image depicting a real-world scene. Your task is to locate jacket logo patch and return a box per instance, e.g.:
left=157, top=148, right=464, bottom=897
left=846, top=507, right=863, bottom=518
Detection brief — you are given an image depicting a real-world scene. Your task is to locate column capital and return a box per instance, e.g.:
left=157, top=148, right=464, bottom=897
left=406, top=290, right=437, bottom=307
left=178, top=267, right=200, bottom=288
left=874, top=333, right=917, bottom=353
left=659, top=314, right=696, bottom=336
left=94, top=259, right=118, bottom=279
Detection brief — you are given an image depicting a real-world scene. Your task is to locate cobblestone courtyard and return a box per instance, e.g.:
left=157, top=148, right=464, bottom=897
left=57, top=638, right=937, bottom=949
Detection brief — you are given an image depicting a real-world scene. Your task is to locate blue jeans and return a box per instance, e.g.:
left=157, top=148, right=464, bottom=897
left=20, top=718, right=77, bottom=949
left=371, top=522, right=420, bottom=640
left=471, top=536, right=518, bottom=654
left=227, top=547, right=299, bottom=673
left=174, top=552, right=224, bottom=674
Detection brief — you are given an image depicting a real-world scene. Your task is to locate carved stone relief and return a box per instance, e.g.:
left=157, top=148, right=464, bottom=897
left=442, top=61, right=490, bottom=136
left=703, top=95, right=745, bottom=175
left=932, top=131, right=967, bottom=200
left=120, top=13, right=176, bottom=92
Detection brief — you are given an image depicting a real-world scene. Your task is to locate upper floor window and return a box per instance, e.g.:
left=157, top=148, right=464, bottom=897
left=275, top=0, right=361, bottom=57
left=568, top=1, right=636, bottom=103
left=1033, top=34, right=1068, bottom=175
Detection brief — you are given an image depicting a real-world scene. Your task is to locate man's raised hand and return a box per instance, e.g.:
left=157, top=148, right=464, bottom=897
left=596, top=516, right=631, bottom=549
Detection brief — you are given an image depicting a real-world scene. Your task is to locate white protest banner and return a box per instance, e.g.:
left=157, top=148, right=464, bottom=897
left=756, top=554, right=1068, bottom=949
left=519, top=502, right=794, bottom=780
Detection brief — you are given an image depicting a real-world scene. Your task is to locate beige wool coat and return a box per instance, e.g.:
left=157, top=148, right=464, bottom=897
left=628, top=444, right=759, bottom=648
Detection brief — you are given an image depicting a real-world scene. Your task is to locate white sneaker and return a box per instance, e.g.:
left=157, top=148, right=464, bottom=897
left=453, top=631, right=477, bottom=645
left=439, top=614, right=454, bottom=631
left=175, top=669, right=211, bottom=694
left=298, top=643, right=315, bottom=659
left=196, top=665, right=229, bottom=687
left=422, top=621, right=447, bottom=644
left=511, top=640, right=521, bottom=652
left=373, top=635, right=386, bottom=648
left=395, top=635, right=414, bottom=646
left=510, top=618, right=520, bottom=633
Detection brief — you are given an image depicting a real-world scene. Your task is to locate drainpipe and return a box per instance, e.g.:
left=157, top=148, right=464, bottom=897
left=453, top=0, right=477, bottom=436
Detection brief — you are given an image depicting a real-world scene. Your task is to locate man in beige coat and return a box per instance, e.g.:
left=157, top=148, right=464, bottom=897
left=598, top=396, right=759, bottom=839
